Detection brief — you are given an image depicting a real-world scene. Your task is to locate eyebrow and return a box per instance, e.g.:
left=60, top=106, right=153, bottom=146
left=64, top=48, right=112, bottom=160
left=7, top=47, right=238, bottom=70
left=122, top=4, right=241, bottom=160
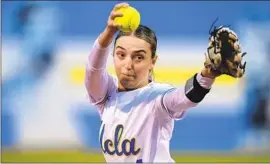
left=115, top=46, right=126, bottom=50
left=134, top=50, right=147, bottom=54
left=116, top=46, right=146, bottom=54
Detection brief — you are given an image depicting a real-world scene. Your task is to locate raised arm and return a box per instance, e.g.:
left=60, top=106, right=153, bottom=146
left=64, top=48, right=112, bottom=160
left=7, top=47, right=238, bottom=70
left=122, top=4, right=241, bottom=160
left=155, top=25, right=246, bottom=120
left=85, top=3, right=128, bottom=109
left=85, top=35, right=111, bottom=106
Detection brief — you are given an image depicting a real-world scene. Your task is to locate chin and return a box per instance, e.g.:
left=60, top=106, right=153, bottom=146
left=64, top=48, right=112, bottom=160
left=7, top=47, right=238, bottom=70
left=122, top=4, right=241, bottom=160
left=120, top=79, right=137, bottom=90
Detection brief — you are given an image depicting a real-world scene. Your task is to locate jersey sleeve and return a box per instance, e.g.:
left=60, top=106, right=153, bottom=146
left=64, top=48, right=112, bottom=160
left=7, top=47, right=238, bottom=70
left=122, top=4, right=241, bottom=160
left=153, top=73, right=215, bottom=120
left=84, top=37, right=115, bottom=115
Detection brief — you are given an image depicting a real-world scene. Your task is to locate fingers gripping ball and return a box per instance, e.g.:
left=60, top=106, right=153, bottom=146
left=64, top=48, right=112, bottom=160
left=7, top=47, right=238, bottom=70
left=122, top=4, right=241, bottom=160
left=114, top=6, right=140, bottom=32
left=205, top=25, right=247, bottom=78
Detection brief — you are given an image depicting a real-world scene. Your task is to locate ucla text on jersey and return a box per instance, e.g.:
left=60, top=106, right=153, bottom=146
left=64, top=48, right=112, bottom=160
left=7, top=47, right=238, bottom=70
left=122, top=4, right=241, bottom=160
left=100, top=124, right=141, bottom=156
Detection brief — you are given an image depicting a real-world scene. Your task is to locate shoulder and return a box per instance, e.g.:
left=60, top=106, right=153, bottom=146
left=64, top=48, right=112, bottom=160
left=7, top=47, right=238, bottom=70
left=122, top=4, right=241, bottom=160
left=150, top=82, right=175, bottom=92
left=107, top=75, right=118, bottom=93
left=110, top=75, right=118, bottom=86
left=147, top=82, right=175, bottom=99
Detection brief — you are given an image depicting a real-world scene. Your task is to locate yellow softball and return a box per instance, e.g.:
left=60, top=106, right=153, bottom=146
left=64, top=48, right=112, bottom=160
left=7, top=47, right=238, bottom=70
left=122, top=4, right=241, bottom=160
left=114, top=6, right=140, bottom=32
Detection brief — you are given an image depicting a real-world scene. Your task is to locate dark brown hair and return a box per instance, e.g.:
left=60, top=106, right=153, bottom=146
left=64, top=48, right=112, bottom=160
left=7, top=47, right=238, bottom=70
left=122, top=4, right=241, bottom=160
left=114, top=24, right=157, bottom=59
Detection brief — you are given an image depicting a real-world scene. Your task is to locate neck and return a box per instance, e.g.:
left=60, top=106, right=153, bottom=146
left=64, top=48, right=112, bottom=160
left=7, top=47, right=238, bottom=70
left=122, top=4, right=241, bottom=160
left=117, top=87, right=136, bottom=92
left=117, top=80, right=150, bottom=92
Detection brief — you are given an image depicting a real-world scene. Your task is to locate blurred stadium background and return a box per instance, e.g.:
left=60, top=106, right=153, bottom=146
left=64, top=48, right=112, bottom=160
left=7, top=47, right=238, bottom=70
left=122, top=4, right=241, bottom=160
left=2, top=1, right=270, bottom=163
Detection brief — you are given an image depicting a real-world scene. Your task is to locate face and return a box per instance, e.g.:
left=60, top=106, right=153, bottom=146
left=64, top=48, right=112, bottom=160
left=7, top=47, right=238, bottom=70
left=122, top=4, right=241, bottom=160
left=113, top=35, right=157, bottom=91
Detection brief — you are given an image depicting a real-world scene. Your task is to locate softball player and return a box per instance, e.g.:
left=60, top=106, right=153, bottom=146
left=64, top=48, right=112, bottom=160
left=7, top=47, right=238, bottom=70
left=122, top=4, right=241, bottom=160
left=85, top=3, right=219, bottom=162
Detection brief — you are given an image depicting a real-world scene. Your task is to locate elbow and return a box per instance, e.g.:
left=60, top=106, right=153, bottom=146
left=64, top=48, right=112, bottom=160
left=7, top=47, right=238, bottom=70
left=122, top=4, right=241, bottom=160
left=176, top=96, right=198, bottom=110
left=84, top=66, right=93, bottom=93
left=84, top=75, right=91, bottom=95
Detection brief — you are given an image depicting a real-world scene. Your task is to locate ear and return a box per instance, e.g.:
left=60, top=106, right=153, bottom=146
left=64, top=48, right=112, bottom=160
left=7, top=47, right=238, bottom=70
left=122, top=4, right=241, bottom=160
left=151, top=55, right=158, bottom=69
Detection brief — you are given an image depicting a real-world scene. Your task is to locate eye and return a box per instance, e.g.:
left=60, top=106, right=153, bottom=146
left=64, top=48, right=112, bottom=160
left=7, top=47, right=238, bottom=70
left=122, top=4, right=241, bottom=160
left=116, top=52, right=126, bottom=59
left=134, top=55, right=144, bottom=62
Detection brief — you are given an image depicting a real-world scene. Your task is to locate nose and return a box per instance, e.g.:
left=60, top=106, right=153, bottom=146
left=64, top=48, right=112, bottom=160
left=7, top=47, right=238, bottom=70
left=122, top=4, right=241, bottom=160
left=124, top=57, right=133, bottom=70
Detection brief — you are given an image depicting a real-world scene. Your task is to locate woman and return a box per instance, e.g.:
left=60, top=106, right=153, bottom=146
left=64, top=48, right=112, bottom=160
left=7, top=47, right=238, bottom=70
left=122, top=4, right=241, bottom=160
left=85, top=3, right=218, bottom=162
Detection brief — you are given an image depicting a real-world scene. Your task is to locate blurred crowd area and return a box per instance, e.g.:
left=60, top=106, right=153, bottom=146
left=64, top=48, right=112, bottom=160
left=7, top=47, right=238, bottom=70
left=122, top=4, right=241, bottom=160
left=2, top=1, right=270, bottom=162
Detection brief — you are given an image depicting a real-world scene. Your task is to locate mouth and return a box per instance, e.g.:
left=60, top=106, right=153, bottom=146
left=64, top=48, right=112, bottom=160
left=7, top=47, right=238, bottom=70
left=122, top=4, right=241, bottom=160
left=122, top=73, right=135, bottom=77
left=122, top=73, right=136, bottom=80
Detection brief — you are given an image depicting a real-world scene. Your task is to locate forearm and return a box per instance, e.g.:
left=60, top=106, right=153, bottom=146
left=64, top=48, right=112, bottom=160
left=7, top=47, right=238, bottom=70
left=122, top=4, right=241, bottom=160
left=98, top=27, right=117, bottom=48
left=85, top=35, right=111, bottom=104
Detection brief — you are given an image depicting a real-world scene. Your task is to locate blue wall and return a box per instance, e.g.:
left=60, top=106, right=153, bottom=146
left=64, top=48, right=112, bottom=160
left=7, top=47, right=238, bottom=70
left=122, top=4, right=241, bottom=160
left=3, top=1, right=270, bottom=38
